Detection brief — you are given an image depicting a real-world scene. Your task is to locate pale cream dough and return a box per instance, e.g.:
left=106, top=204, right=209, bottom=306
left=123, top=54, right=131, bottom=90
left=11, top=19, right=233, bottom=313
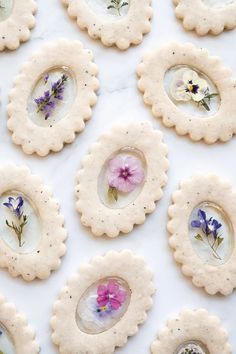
left=0, top=294, right=40, bottom=354
left=151, top=309, right=232, bottom=354
left=0, top=0, right=37, bottom=51
left=61, top=0, right=152, bottom=50
left=173, top=0, right=236, bottom=36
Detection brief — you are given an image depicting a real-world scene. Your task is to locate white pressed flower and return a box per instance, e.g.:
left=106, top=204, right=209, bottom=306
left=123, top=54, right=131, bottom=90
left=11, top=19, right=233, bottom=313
left=77, top=295, right=104, bottom=331
left=170, top=68, right=209, bottom=103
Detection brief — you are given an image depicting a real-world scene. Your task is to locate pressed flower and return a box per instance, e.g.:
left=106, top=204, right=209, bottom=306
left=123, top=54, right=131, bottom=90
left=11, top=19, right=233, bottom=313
left=107, top=156, right=145, bottom=202
left=3, top=196, right=24, bottom=218
left=34, top=73, right=68, bottom=120
left=44, top=73, right=49, bottom=84
left=179, top=344, right=205, bottom=354
left=107, top=0, right=129, bottom=15
left=3, top=196, right=28, bottom=247
left=170, top=68, right=218, bottom=111
left=191, top=209, right=223, bottom=260
left=96, top=280, right=127, bottom=311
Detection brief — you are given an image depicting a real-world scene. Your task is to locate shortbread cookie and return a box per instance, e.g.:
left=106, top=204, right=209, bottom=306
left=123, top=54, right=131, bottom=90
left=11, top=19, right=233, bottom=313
left=168, top=174, right=236, bottom=295
left=76, top=121, right=169, bottom=237
left=0, top=164, right=67, bottom=281
left=51, top=250, right=154, bottom=354
left=61, top=0, right=152, bottom=50
left=0, top=294, right=39, bottom=354
left=173, top=0, right=236, bottom=36
left=151, top=309, right=232, bottom=354
left=7, top=39, right=99, bottom=156
left=137, top=42, right=236, bottom=144
left=0, top=0, right=37, bottom=51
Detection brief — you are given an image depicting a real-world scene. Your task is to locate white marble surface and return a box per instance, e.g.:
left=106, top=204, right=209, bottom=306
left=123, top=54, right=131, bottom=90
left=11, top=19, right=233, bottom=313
left=0, top=0, right=236, bottom=353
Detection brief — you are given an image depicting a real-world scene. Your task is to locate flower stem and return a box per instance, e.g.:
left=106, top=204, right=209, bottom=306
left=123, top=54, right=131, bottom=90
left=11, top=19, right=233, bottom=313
left=108, top=186, right=118, bottom=202
left=205, top=235, right=222, bottom=260
left=107, top=0, right=128, bottom=16
left=199, top=93, right=218, bottom=112
left=197, top=233, right=222, bottom=260
left=6, top=215, right=28, bottom=247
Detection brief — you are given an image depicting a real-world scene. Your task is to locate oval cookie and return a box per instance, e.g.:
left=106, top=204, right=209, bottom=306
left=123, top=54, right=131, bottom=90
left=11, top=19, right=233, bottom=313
left=168, top=174, right=236, bottom=295
left=0, top=164, right=67, bottom=281
left=76, top=121, right=169, bottom=237
left=0, top=294, right=39, bottom=354
left=51, top=250, right=154, bottom=354
left=61, top=0, right=152, bottom=50
left=137, top=42, right=236, bottom=143
left=151, top=309, right=232, bottom=354
left=173, top=0, right=236, bottom=36
left=7, top=39, right=99, bottom=156
left=0, top=0, right=37, bottom=51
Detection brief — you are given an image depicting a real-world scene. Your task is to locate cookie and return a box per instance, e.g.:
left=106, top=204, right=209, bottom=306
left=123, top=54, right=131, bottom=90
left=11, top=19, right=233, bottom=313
left=0, top=165, right=67, bottom=281
left=76, top=121, right=169, bottom=237
left=61, top=0, right=152, bottom=50
left=7, top=39, right=99, bottom=156
left=168, top=174, right=236, bottom=295
left=151, top=309, right=232, bottom=354
left=173, top=0, right=236, bottom=36
left=0, top=294, right=39, bottom=354
left=137, top=42, right=236, bottom=143
left=0, top=0, right=36, bottom=50
left=51, top=250, right=154, bottom=354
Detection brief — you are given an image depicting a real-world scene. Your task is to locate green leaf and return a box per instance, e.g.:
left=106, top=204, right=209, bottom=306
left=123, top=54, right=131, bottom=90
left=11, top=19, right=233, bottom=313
left=195, top=234, right=203, bottom=241
left=121, top=2, right=129, bottom=7
left=108, top=187, right=118, bottom=202
left=205, top=93, right=218, bottom=100
left=0, top=351, right=4, bottom=354
left=107, top=5, right=115, bottom=9
left=217, top=237, right=224, bottom=246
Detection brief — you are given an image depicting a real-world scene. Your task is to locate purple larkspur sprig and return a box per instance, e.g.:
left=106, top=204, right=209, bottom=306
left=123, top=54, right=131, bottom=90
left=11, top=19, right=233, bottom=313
left=191, top=209, right=223, bottom=260
left=34, top=73, right=68, bottom=120
left=3, top=196, right=28, bottom=247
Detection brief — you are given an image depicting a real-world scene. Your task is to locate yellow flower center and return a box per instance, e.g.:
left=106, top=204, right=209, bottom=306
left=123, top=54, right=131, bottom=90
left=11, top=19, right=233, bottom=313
left=100, top=306, right=107, bottom=312
left=188, top=84, right=194, bottom=92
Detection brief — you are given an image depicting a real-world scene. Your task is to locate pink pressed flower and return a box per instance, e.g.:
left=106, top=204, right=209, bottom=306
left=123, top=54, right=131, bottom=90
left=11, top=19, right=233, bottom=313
left=97, top=280, right=127, bottom=310
left=107, top=156, right=145, bottom=193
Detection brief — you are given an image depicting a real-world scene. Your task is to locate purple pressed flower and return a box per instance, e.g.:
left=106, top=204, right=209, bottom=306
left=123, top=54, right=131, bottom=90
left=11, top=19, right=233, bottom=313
left=191, top=209, right=206, bottom=229
left=191, top=208, right=223, bottom=260
left=107, top=156, right=145, bottom=193
left=191, top=209, right=222, bottom=238
left=44, top=73, right=49, bottom=84
left=97, top=280, right=127, bottom=311
left=3, top=196, right=24, bottom=219
left=208, top=218, right=222, bottom=239
left=34, top=73, right=68, bottom=120
left=3, top=196, right=28, bottom=247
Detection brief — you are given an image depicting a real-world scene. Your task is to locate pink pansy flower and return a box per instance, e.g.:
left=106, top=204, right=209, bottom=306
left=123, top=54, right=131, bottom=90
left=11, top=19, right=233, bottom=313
left=107, top=156, right=145, bottom=193
left=97, top=280, right=127, bottom=310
